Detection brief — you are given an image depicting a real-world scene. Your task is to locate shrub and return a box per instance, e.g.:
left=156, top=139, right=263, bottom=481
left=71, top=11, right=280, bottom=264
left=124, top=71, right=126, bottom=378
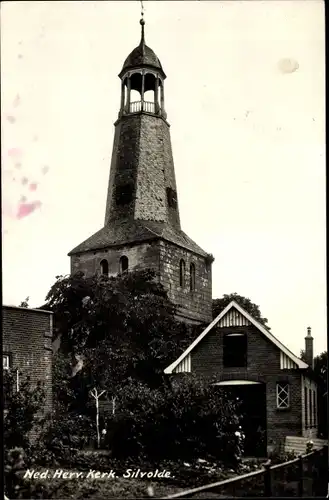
left=39, top=411, right=96, bottom=465
left=106, top=375, right=243, bottom=465
left=4, top=371, right=45, bottom=450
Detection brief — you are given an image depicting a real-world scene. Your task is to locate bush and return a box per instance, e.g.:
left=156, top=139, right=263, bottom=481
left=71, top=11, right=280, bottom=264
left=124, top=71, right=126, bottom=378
left=106, top=375, right=243, bottom=465
left=4, top=371, right=45, bottom=450
left=37, top=411, right=96, bottom=465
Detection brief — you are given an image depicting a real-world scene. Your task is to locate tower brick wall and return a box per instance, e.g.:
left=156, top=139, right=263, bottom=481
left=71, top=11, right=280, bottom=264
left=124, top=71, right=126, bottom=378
left=159, top=241, right=212, bottom=324
left=71, top=241, right=161, bottom=277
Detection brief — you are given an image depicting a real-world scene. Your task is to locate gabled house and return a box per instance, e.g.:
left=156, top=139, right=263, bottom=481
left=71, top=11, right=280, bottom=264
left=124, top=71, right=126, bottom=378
left=165, top=300, right=320, bottom=456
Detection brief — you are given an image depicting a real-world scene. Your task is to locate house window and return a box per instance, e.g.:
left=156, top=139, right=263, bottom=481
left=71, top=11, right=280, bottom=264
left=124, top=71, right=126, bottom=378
left=190, top=263, right=195, bottom=291
left=223, top=333, right=247, bottom=368
left=304, top=387, right=308, bottom=428
left=3, top=354, right=10, bottom=370
left=179, top=259, right=185, bottom=287
left=313, top=391, right=318, bottom=427
left=119, top=256, right=129, bottom=273
left=309, top=388, right=312, bottom=427
left=276, top=383, right=290, bottom=409
left=100, top=259, right=109, bottom=276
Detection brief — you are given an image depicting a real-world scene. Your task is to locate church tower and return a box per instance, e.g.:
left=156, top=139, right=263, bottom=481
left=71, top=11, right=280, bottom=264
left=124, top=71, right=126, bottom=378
left=68, top=18, right=213, bottom=324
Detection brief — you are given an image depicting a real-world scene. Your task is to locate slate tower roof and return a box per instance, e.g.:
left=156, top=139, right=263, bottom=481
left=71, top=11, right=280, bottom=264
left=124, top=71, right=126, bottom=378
left=120, top=19, right=165, bottom=77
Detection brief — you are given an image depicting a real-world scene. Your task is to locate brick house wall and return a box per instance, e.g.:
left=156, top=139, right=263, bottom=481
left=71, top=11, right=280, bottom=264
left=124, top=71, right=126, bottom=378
left=191, top=324, right=304, bottom=451
left=302, top=374, right=318, bottom=439
left=2, top=306, right=53, bottom=414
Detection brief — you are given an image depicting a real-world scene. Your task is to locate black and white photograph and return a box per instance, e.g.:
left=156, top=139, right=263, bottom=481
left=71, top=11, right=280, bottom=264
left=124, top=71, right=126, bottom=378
left=2, top=0, right=327, bottom=498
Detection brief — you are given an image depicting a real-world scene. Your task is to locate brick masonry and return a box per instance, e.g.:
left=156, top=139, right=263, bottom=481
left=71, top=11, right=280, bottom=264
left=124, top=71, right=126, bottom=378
left=105, top=113, right=181, bottom=228
left=2, top=306, right=53, bottom=414
left=191, top=323, right=311, bottom=452
left=159, top=240, right=212, bottom=324
left=71, top=238, right=212, bottom=324
left=71, top=240, right=160, bottom=278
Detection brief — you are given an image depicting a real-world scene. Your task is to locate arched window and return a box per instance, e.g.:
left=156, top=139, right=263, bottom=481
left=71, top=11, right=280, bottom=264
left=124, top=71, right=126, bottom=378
left=190, top=263, right=196, bottom=291
left=100, top=259, right=109, bottom=276
left=119, top=256, right=129, bottom=273
left=179, top=259, right=185, bottom=287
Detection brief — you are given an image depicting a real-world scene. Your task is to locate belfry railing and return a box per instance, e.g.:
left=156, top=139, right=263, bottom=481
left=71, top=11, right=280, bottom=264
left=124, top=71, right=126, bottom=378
left=129, top=100, right=156, bottom=114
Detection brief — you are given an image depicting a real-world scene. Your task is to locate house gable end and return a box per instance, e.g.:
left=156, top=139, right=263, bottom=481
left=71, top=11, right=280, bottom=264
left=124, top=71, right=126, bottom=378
left=164, top=300, right=308, bottom=374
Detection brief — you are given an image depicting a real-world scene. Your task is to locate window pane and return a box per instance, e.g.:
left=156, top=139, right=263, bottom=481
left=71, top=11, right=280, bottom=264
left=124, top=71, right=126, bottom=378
left=277, top=383, right=290, bottom=408
left=3, top=355, right=9, bottom=370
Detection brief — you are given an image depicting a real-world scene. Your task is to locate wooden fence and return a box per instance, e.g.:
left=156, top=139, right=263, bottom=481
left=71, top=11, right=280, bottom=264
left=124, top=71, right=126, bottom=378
left=159, top=446, right=328, bottom=498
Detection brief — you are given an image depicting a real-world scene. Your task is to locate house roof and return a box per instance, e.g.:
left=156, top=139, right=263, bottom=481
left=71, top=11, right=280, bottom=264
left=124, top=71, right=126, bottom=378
left=3, top=305, right=53, bottom=315
left=164, top=300, right=309, bottom=374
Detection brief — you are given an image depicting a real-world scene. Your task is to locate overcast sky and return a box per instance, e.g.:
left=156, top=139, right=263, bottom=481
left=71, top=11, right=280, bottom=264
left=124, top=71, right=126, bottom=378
left=1, top=1, right=326, bottom=356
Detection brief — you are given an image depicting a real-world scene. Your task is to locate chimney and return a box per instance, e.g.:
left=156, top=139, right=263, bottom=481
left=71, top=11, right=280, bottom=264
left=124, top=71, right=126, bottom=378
left=304, top=326, right=314, bottom=369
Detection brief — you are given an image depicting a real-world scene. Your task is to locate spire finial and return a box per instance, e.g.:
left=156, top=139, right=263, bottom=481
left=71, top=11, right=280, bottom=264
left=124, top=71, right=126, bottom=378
left=140, top=1, right=145, bottom=45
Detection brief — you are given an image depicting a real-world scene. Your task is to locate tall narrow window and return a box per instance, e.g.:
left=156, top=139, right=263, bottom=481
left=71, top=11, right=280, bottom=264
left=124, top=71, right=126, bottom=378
left=309, top=388, right=312, bottom=428
left=314, top=390, right=317, bottom=427
left=190, top=263, right=196, bottom=291
left=223, top=333, right=247, bottom=368
left=3, top=354, right=10, bottom=370
left=179, top=259, right=185, bottom=287
left=312, top=390, right=316, bottom=427
left=276, top=383, right=290, bottom=409
left=304, top=387, right=308, bottom=428
left=100, top=259, right=109, bottom=276
left=119, top=256, right=129, bottom=273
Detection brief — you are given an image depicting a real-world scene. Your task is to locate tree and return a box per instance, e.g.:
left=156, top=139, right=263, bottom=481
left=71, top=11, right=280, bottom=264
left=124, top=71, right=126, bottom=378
left=45, top=270, right=197, bottom=393
left=212, top=293, right=270, bottom=329
left=19, top=297, right=29, bottom=308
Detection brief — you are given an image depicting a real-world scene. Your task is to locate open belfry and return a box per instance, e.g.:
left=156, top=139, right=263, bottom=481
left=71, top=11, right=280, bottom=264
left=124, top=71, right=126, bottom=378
left=69, top=17, right=213, bottom=324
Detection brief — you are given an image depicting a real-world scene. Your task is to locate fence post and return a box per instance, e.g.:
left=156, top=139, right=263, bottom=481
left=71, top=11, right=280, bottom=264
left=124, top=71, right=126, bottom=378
left=298, top=455, right=304, bottom=497
left=264, top=464, right=272, bottom=497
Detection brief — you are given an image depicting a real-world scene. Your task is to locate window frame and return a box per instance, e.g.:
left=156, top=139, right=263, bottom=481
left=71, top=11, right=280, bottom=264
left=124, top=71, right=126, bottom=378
left=304, top=386, right=308, bottom=428
left=308, top=387, right=312, bottom=427
left=100, top=259, right=109, bottom=276
left=276, top=382, right=290, bottom=410
left=119, top=255, right=129, bottom=273
left=3, top=353, right=10, bottom=370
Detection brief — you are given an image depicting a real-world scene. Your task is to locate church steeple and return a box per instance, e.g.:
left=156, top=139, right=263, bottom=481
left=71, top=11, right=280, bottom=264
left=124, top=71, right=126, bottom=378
left=104, top=19, right=176, bottom=228
left=118, top=17, right=166, bottom=119
left=68, top=16, right=213, bottom=325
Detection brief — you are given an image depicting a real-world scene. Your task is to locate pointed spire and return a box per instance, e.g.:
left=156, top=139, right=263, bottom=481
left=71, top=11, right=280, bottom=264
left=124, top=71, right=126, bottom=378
left=139, top=0, right=145, bottom=46
left=140, top=17, right=145, bottom=46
